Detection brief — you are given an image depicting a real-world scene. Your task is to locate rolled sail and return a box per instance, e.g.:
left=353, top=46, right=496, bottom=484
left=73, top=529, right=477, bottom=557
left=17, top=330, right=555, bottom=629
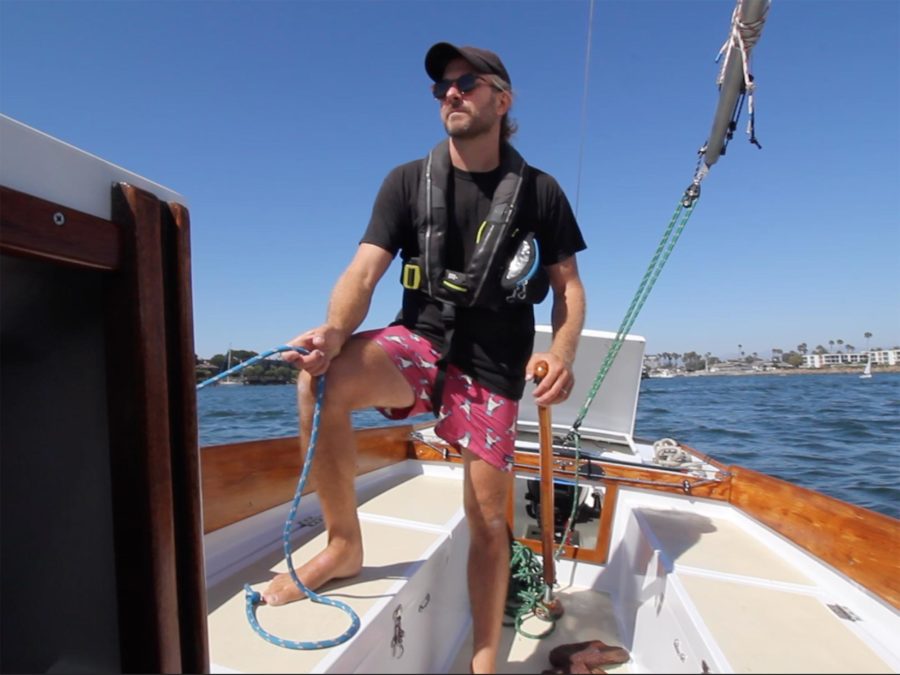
left=702, top=0, right=771, bottom=170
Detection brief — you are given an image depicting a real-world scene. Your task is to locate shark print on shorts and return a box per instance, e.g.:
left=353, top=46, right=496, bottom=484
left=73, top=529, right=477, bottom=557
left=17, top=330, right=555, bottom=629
left=359, top=324, right=519, bottom=472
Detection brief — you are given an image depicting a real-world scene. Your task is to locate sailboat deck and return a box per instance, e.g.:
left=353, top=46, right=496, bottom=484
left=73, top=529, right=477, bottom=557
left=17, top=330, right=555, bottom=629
left=621, top=495, right=897, bottom=673
left=206, top=463, right=630, bottom=674
left=205, top=461, right=899, bottom=673
left=207, top=466, right=470, bottom=673
left=449, top=585, right=630, bottom=674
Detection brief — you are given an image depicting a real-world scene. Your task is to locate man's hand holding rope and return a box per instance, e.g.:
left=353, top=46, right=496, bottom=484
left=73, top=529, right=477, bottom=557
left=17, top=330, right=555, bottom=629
left=282, top=324, right=347, bottom=376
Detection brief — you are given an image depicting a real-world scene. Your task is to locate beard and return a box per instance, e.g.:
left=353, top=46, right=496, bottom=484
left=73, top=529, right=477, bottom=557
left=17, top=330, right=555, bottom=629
left=443, top=105, right=497, bottom=140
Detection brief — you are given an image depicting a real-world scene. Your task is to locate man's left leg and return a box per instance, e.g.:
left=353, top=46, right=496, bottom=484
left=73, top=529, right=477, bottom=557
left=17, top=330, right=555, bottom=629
left=463, top=451, right=514, bottom=674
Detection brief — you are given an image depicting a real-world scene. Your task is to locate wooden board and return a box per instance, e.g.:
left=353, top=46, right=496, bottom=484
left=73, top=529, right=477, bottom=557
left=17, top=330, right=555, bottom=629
left=729, top=464, right=900, bottom=610
left=200, top=424, right=413, bottom=533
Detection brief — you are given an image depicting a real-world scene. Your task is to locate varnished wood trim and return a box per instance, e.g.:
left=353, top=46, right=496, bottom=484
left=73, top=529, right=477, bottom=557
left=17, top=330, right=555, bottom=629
left=201, top=424, right=414, bottom=534
left=0, top=185, right=120, bottom=270
left=677, top=441, right=730, bottom=472
left=729, top=465, right=900, bottom=610
left=164, top=201, right=209, bottom=673
left=412, top=437, right=732, bottom=563
left=412, top=437, right=731, bottom=501
left=511, top=450, right=732, bottom=502
left=511, top=482, right=620, bottom=565
left=106, top=183, right=181, bottom=672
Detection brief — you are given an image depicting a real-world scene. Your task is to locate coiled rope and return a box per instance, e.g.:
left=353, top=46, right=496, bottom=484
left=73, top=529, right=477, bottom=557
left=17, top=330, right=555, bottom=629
left=505, top=540, right=555, bottom=639
left=197, top=346, right=361, bottom=650
left=505, top=469, right=590, bottom=639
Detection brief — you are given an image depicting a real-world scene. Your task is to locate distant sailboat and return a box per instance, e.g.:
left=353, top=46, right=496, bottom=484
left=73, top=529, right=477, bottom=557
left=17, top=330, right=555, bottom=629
left=860, top=359, right=873, bottom=379
left=220, top=349, right=245, bottom=385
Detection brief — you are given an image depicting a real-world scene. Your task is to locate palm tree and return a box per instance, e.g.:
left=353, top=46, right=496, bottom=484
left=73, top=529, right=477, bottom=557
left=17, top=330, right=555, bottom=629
left=864, top=332, right=873, bottom=350
left=837, top=339, right=844, bottom=353
left=829, top=340, right=835, bottom=352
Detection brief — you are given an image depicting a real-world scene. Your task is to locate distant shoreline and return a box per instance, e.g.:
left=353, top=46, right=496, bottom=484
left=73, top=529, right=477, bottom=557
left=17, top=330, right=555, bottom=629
left=655, top=365, right=900, bottom=378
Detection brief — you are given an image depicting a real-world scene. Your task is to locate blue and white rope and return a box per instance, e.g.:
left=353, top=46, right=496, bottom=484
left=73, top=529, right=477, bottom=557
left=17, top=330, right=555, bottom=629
left=197, top=345, right=361, bottom=650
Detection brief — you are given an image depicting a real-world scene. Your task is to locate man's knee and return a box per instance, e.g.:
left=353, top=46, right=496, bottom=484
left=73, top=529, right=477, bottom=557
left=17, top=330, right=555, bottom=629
left=465, top=495, right=510, bottom=544
left=297, top=342, right=389, bottom=413
left=296, top=370, right=317, bottom=408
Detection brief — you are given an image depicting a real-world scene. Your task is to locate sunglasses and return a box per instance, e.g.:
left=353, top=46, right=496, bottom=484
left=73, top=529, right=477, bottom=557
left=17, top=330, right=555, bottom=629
left=432, top=73, right=487, bottom=100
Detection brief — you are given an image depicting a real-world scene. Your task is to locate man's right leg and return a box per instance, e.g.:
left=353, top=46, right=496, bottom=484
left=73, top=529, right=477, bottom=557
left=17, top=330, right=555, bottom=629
left=261, top=333, right=416, bottom=605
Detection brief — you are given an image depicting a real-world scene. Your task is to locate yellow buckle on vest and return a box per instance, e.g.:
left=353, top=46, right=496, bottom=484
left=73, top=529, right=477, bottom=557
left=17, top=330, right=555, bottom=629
left=402, top=263, right=421, bottom=289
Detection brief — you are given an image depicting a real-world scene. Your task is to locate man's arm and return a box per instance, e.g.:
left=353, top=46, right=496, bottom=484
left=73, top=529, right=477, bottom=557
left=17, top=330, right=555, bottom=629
left=283, top=243, right=394, bottom=375
left=325, top=243, right=395, bottom=339
left=528, top=254, right=586, bottom=406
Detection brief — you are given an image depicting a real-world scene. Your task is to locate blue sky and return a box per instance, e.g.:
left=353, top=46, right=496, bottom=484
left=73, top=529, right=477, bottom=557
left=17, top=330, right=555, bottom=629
left=2, top=0, right=898, bottom=360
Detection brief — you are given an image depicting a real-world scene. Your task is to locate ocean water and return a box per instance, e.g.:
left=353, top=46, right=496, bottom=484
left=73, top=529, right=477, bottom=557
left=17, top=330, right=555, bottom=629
left=197, top=372, right=900, bottom=520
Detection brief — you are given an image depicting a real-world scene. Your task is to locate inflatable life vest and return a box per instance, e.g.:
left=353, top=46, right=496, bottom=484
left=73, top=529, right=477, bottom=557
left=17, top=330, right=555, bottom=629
left=400, top=140, right=549, bottom=309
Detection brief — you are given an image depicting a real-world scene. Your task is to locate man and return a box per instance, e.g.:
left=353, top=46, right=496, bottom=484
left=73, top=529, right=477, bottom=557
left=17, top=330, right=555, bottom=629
left=263, top=42, right=587, bottom=674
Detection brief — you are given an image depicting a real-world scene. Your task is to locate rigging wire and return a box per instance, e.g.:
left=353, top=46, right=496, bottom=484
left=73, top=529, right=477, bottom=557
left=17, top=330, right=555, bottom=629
left=507, top=3, right=597, bottom=635
left=564, top=0, right=768, bottom=445
left=573, top=0, right=597, bottom=218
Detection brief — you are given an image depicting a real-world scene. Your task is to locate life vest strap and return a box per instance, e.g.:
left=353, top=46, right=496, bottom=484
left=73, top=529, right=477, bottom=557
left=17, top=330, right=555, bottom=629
left=430, top=302, right=457, bottom=412
left=402, top=262, right=422, bottom=290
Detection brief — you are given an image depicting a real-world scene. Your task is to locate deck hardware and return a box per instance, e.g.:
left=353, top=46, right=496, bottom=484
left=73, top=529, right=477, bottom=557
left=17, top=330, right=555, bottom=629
left=294, top=515, right=324, bottom=531
left=418, top=593, right=430, bottom=612
left=391, top=605, right=405, bottom=658
left=682, top=479, right=692, bottom=494
left=827, top=603, right=860, bottom=621
left=701, top=658, right=710, bottom=673
left=673, top=638, right=687, bottom=662
left=409, top=430, right=460, bottom=461
left=52, top=212, right=65, bottom=226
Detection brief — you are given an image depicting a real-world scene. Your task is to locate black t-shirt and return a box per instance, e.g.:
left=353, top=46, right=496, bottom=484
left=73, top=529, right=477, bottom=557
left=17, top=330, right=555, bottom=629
left=362, top=154, right=587, bottom=400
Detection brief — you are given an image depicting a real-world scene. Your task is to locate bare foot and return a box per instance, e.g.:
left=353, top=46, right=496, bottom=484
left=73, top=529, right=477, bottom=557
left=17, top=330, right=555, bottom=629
left=262, top=539, right=363, bottom=605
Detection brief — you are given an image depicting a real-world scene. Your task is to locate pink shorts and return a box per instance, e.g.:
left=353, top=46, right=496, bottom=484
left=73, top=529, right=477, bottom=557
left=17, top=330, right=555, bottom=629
left=359, top=325, right=518, bottom=472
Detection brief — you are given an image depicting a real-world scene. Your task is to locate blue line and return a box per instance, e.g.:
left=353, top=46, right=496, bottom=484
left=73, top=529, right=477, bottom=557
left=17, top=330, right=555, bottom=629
left=197, top=345, right=362, bottom=649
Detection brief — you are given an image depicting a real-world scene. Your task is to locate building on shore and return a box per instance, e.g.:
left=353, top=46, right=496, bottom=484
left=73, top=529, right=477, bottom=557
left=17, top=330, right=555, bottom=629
left=802, top=349, right=899, bottom=369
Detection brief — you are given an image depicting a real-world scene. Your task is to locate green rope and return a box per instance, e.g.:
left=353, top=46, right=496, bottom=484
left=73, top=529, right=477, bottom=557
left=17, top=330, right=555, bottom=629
left=505, top=540, right=556, bottom=639
left=554, top=438, right=582, bottom=561
left=506, top=185, right=701, bottom=640
left=564, top=186, right=700, bottom=447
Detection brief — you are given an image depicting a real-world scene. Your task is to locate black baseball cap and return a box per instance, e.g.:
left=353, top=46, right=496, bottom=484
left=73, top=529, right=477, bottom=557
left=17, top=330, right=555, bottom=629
left=425, top=42, right=511, bottom=86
